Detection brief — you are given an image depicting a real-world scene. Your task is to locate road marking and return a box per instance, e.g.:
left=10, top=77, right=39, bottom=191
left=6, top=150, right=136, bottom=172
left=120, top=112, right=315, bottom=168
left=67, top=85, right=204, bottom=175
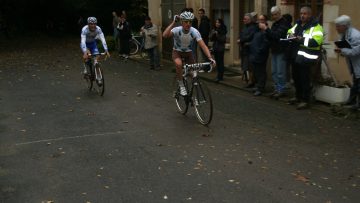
left=14, top=126, right=188, bottom=146
left=15, top=130, right=127, bottom=146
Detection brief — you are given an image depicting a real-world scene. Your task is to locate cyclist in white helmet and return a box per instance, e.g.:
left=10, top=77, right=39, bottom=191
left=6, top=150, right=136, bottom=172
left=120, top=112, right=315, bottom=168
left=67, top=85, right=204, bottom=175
left=80, top=17, right=110, bottom=63
left=163, top=11, right=216, bottom=96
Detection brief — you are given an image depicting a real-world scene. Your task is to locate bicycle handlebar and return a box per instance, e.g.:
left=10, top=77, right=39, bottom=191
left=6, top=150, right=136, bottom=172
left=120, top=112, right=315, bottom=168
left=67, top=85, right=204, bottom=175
left=183, top=62, right=213, bottom=75
left=87, top=52, right=107, bottom=57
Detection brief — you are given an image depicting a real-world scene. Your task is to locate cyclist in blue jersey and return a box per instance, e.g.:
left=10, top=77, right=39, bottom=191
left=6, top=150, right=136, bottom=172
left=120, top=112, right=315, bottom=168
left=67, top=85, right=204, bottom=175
left=80, top=17, right=110, bottom=68
left=163, top=11, right=216, bottom=96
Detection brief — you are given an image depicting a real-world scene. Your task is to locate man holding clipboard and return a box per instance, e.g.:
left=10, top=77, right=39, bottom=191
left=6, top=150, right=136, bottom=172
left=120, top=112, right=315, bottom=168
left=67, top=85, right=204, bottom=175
left=334, top=15, right=360, bottom=110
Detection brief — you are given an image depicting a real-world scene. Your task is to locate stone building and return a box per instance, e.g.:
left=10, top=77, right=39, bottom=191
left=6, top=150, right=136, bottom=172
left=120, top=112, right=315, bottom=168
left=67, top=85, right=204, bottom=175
left=148, top=0, right=358, bottom=85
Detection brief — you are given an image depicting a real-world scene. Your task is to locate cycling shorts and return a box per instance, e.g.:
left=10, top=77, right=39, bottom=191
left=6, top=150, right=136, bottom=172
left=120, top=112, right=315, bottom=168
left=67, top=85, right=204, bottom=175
left=86, top=41, right=100, bottom=55
left=172, top=50, right=195, bottom=65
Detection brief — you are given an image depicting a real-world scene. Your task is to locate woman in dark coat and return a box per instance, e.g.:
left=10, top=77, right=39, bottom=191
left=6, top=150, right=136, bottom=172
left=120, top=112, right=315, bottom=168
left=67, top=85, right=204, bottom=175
left=210, top=18, right=227, bottom=82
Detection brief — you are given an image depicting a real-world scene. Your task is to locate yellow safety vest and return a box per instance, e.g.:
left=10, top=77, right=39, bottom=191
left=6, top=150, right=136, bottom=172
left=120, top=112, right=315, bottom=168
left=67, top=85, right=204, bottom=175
left=288, top=23, right=324, bottom=60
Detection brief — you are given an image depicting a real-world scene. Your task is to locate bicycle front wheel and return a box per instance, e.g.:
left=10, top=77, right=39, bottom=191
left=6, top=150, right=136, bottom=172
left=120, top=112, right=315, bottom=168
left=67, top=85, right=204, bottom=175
left=174, top=79, right=189, bottom=114
left=94, top=65, right=105, bottom=96
left=129, top=40, right=139, bottom=55
left=193, top=81, right=213, bottom=125
left=83, top=63, right=93, bottom=91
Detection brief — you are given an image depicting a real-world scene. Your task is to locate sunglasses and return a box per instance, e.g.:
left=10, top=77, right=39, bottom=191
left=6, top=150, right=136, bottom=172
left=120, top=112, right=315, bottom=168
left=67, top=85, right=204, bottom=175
left=181, top=20, right=192, bottom=24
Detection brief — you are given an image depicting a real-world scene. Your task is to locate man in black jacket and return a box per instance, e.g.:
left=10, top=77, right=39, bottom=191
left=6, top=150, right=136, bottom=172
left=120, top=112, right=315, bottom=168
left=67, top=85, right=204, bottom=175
left=198, top=8, right=211, bottom=61
left=250, top=15, right=270, bottom=96
left=259, top=6, right=291, bottom=99
left=238, top=13, right=258, bottom=86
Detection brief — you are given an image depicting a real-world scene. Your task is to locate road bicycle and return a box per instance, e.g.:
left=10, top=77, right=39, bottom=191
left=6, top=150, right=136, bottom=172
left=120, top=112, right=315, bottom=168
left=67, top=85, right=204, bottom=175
left=174, top=62, right=214, bottom=125
left=83, top=53, right=107, bottom=96
left=129, top=35, right=149, bottom=60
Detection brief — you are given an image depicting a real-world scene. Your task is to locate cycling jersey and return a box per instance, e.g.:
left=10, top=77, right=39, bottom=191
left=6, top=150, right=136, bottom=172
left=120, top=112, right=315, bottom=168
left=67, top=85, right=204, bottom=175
left=80, top=25, right=108, bottom=54
left=171, top=26, right=202, bottom=52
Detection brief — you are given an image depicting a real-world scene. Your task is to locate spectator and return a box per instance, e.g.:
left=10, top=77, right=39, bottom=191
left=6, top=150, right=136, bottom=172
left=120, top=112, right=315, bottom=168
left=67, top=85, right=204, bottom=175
left=282, top=13, right=294, bottom=84
left=117, top=13, right=131, bottom=59
left=259, top=6, right=292, bottom=99
left=334, top=15, right=360, bottom=110
left=287, top=7, right=324, bottom=110
left=112, top=11, right=120, bottom=51
left=250, top=15, right=270, bottom=96
left=238, top=13, right=257, bottom=87
left=77, top=16, right=85, bottom=31
left=198, top=8, right=211, bottom=61
left=210, top=18, right=227, bottom=82
left=140, top=16, right=160, bottom=70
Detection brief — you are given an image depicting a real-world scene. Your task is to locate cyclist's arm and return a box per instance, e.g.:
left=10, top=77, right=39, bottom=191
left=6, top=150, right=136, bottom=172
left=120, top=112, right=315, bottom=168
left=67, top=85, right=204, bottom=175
left=98, top=32, right=109, bottom=53
left=198, top=39, right=215, bottom=63
left=163, top=21, right=176, bottom=38
left=80, top=33, right=87, bottom=53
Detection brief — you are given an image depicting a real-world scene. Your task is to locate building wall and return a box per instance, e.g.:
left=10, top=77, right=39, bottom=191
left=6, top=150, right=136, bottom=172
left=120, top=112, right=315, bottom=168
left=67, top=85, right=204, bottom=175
left=149, top=0, right=357, bottom=85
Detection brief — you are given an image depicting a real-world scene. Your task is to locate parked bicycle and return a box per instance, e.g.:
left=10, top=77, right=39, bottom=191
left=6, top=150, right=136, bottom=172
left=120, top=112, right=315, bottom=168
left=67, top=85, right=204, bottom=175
left=129, top=35, right=149, bottom=60
left=174, top=62, right=214, bottom=125
left=83, top=53, right=107, bottom=96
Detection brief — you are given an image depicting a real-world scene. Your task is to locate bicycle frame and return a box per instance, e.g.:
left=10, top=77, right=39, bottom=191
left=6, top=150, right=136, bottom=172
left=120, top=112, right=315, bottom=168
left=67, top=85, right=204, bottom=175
left=86, top=53, right=106, bottom=80
left=174, top=61, right=213, bottom=125
left=130, top=35, right=146, bottom=56
left=182, top=63, right=212, bottom=105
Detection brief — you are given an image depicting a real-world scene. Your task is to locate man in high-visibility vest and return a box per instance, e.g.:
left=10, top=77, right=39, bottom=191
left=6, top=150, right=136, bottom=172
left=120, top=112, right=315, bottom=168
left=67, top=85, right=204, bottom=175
left=287, top=6, right=324, bottom=110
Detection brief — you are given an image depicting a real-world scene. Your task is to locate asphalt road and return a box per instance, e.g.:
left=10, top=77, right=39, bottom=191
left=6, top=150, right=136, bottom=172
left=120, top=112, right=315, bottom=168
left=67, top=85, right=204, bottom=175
left=0, top=37, right=359, bottom=203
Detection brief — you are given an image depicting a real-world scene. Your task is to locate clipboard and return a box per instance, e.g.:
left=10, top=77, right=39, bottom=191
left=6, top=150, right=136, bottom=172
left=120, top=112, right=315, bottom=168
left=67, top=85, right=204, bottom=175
left=334, top=40, right=352, bottom=49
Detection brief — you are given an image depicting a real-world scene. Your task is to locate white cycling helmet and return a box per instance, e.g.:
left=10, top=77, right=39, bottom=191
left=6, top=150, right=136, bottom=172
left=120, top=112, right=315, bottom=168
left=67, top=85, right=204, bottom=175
left=180, top=11, right=194, bottom=21
left=87, top=17, right=97, bottom=24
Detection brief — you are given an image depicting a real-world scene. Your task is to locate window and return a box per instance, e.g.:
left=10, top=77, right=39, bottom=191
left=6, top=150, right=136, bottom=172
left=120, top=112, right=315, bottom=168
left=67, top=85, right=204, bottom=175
left=211, top=0, right=230, bottom=41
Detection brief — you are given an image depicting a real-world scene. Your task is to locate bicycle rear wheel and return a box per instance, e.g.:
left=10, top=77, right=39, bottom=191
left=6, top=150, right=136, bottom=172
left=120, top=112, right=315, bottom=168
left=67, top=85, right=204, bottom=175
left=174, top=78, right=189, bottom=114
left=193, top=81, right=213, bottom=125
left=129, top=40, right=139, bottom=55
left=140, top=50, right=149, bottom=60
left=83, top=63, right=93, bottom=91
left=94, top=64, right=105, bottom=96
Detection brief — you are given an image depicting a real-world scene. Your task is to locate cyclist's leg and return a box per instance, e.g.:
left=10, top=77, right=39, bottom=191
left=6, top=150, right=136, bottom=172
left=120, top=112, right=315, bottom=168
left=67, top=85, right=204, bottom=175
left=172, top=50, right=188, bottom=96
left=184, top=51, right=195, bottom=65
left=172, top=50, right=183, bottom=81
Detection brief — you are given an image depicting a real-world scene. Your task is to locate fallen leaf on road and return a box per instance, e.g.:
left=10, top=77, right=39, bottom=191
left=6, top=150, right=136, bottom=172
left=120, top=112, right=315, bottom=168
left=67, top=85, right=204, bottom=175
left=292, top=173, right=310, bottom=183
left=163, top=195, right=168, bottom=200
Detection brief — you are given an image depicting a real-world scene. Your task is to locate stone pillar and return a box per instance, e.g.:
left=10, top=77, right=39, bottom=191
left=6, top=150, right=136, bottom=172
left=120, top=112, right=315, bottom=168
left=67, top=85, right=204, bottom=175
left=254, top=0, right=267, bottom=15
left=148, top=0, right=162, bottom=54
left=229, top=0, right=240, bottom=66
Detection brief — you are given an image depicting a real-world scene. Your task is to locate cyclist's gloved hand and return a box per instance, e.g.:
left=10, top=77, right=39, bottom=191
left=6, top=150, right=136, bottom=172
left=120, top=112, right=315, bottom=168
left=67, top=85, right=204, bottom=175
left=105, top=51, right=111, bottom=58
left=209, top=58, right=216, bottom=67
left=173, top=15, right=180, bottom=22
left=83, top=52, right=89, bottom=61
